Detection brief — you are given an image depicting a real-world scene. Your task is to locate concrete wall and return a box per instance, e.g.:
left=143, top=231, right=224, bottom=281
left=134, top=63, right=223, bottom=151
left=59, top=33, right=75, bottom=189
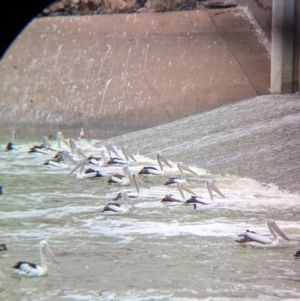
left=0, top=9, right=271, bottom=140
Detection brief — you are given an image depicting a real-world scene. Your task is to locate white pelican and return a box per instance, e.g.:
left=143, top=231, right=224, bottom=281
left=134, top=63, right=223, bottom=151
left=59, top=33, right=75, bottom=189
left=107, top=166, right=133, bottom=185
left=161, top=183, right=195, bottom=204
left=139, top=153, right=172, bottom=176
left=102, top=190, right=136, bottom=214
left=28, top=140, right=49, bottom=154
left=186, top=180, right=226, bottom=205
left=0, top=244, right=7, bottom=252
left=113, top=173, right=149, bottom=201
left=107, top=146, right=137, bottom=165
left=294, top=250, right=300, bottom=259
left=88, top=150, right=109, bottom=166
left=165, top=162, right=198, bottom=185
left=235, top=220, right=290, bottom=248
left=70, top=159, right=103, bottom=179
left=56, top=131, right=70, bottom=149
left=12, top=240, right=58, bottom=276
left=5, top=131, right=16, bottom=151
left=106, top=142, right=121, bottom=159
left=44, top=150, right=77, bottom=167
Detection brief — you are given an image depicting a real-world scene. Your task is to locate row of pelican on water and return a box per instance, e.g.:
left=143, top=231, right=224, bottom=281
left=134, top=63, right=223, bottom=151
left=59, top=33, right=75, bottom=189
left=2, top=130, right=299, bottom=277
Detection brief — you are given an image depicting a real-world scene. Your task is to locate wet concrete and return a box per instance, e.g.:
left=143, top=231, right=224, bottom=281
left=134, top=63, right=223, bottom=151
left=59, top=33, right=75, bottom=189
left=0, top=7, right=270, bottom=140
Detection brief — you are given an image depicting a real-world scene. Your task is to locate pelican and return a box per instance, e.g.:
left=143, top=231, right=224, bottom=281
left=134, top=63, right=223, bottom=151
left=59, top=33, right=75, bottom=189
left=165, top=162, right=198, bottom=185
left=106, top=142, right=121, bottom=159
left=0, top=244, right=7, bottom=252
left=113, top=173, right=149, bottom=201
left=12, top=240, right=58, bottom=277
left=235, top=220, right=290, bottom=248
left=294, top=250, right=300, bottom=259
left=44, top=150, right=77, bottom=167
left=102, top=190, right=136, bottom=214
left=107, top=146, right=137, bottom=165
left=28, top=141, right=49, bottom=154
left=5, top=131, right=16, bottom=151
left=107, top=166, right=133, bottom=185
left=139, top=153, right=172, bottom=176
left=185, top=181, right=226, bottom=205
left=70, top=159, right=103, bottom=179
left=56, top=131, right=70, bottom=149
left=161, top=183, right=195, bottom=204
left=88, top=150, right=109, bottom=166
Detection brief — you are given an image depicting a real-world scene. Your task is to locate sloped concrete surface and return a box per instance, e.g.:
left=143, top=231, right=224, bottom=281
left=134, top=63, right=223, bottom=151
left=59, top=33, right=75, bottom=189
left=0, top=7, right=270, bottom=139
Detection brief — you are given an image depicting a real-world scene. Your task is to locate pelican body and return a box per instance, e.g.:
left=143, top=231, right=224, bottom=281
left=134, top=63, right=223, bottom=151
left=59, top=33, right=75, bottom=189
left=161, top=183, right=195, bottom=204
left=113, top=173, right=149, bottom=201
left=5, top=131, right=16, bottom=151
left=139, top=153, right=172, bottom=176
left=102, top=191, right=136, bottom=214
left=70, top=159, right=103, bottom=179
left=186, top=181, right=226, bottom=205
left=165, top=162, right=198, bottom=185
left=294, top=250, right=300, bottom=259
left=0, top=244, right=7, bottom=252
left=235, top=220, right=290, bottom=248
left=12, top=240, right=58, bottom=277
left=108, top=166, right=133, bottom=185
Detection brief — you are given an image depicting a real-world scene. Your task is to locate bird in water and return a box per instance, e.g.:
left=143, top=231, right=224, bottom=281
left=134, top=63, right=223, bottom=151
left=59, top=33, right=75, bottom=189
left=12, top=240, right=59, bottom=276
left=235, top=220, right=290, bottom=248
left=107, top=165, right=133, bottom=185
left=5, top=131, right=16, bottom=151
left=138, top=153, right=172, bottom=176
left=186, top=180, right=226, bottom=206
left=161, top=183, right=195, bottom=204
left=70, top=159, right=103, bottom=179
left=113, top=173, right=149, bottom=201
left=102, top=190, right=136, bottom=214
left=0, top=244, right=7, bottom=252
left=294, top=250, right=300, bottom=259
left=164, top=162, right=198, bottom=186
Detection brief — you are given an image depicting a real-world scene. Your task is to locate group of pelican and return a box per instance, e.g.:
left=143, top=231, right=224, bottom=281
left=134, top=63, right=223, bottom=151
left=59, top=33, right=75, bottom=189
left=2, top=129, right=299, bottom=278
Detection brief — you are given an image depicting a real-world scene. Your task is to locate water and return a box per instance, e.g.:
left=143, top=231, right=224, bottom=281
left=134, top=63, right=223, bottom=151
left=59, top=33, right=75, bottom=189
left=1, top=150, right=299, bottom=301
left=1, top=95, right=300, bottom=301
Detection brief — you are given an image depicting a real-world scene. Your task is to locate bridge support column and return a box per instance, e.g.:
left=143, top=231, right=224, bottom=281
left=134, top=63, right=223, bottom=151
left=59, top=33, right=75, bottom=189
left=271, top=0, right=299, bottom=93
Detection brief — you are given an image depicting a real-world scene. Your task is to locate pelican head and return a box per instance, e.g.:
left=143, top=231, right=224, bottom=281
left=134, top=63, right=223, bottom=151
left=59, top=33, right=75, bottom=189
left=268, top=220, right=290, bottom=241
left=40, top=240, right=59, bottom=264
left=121, top=190, right=136, bottom=210
left=106, top=142, right=120, bottom=158
left=122, top=146, right=137, bottom=163
left=177, top=162, right=198, bottom=176
left=157, top=153, right=172, bottom=168
left=207, top=181, right=226, bottom=200
left=56, top=131, right=69, bottom=149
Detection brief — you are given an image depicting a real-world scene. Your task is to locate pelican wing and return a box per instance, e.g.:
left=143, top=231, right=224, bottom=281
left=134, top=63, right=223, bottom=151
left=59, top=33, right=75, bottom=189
left=236, top=230, right=272, bottom=244
left=13, top=261, right=41, bottom=276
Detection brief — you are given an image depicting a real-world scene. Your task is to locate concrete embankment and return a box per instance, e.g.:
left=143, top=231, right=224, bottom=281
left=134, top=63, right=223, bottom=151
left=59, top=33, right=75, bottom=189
left=0, top=7, right=270, bottom=140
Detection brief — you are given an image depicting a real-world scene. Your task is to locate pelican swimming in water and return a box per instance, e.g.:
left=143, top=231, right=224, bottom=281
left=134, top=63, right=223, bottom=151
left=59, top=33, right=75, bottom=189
left=107, top=146, right=137, bottom=165
left=165, top=162, right=198, bottom=185
left=113, top=173, right=149, bottom=201
left=102, top=190, right=136, bottom=214
left=161, top=183, right=195, bottom=204
left=44, top=150, right=77, bottom=167
left=12, top=240, right=58, bottom=277
left=88, top=150, right=109, bottom=166
left=107, top=165, right=133, bottom=185
left=139, top=153, right=172, bottom=176
left=70, top=159, right=103, bottom=179
left=186, top=180, right=226, bottom=206
left=235, top=220, right=290, bottom=248
left=5, top=131, right=16, bottom=151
